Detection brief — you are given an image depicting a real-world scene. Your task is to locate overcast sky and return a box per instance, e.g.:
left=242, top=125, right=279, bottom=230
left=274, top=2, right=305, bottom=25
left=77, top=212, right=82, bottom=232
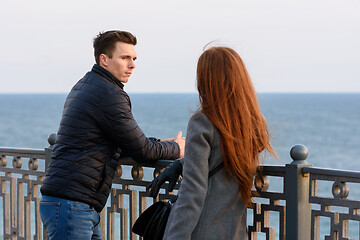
left=0, top=0, right=359, bottom=93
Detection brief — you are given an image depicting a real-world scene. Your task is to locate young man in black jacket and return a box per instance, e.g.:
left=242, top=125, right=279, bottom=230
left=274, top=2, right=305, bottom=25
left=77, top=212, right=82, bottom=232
left=40, top=30, right=185, bottom=240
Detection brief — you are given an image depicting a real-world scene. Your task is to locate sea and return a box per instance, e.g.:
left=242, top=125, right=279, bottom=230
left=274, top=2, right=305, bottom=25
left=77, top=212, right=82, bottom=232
left=0, top=93, right=360, bottom=238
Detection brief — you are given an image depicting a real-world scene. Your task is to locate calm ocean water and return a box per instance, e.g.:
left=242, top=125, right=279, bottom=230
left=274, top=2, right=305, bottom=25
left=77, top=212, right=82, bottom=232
left=1, top=93, right=359, bottom=168
left=0, top=93, right=360, bottom=238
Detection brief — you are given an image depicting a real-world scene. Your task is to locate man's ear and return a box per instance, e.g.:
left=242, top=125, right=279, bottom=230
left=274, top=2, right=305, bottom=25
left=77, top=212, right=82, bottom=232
left=99, top=54, right=108, bottom=68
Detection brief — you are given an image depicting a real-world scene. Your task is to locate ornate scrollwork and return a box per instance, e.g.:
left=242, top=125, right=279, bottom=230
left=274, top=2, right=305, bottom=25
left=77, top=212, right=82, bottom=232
left=116, top=165, right=122, bottom=178
left=12, top=156, right=22, bottom=169
left=331, top=180, right=349, bottom=200
left=153, top=167, right=163, bottom=178
left=28, top=158, right=38, bottom=170
left=1, top=155, right=7, bottom=167
left=254, top=175, right=270, bottom=192
left=310, top=174, right=360, bottom=239
left=131, top=165, right=144, bottom=180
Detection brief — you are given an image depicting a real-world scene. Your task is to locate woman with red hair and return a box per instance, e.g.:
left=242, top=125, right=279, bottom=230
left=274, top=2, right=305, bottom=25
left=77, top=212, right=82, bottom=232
left=148, top=46, right=277, bottom=239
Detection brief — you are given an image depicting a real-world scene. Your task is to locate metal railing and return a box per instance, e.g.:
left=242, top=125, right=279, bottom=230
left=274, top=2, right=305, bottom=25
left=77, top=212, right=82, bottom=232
left=1, top=135, right=360, bottom=240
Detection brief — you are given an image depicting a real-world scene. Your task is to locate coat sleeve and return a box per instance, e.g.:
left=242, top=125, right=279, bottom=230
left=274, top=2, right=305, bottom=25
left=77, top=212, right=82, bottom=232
left=98, top=91, right=180, bottom=163
left=164, top=112, right=214, bottom=240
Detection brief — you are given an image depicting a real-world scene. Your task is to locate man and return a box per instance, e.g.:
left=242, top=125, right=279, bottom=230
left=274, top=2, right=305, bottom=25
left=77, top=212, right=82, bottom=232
left=40, top=30, right=185, bottom=240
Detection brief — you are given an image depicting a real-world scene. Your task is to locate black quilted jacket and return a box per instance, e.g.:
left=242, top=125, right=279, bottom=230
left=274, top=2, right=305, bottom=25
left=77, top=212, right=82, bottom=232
left=40, top=64, right=180, bottom=212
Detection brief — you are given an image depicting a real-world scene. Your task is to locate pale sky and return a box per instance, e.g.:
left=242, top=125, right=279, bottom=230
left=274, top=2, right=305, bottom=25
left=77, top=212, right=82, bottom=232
left=0, top=0, right=359, bottom=93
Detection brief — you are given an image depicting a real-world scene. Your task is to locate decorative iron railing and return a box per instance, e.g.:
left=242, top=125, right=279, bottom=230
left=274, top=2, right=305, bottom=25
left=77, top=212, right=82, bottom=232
left=1, top=135, right=360, bottom=240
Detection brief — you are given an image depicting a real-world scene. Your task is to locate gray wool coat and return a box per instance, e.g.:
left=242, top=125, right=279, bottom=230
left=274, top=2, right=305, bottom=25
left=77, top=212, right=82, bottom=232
left=163, top=112, right=247, bottom=240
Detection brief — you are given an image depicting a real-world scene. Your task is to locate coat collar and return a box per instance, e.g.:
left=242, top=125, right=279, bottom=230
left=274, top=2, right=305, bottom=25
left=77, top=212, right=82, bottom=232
left=91, top=64, right=124, bottom=89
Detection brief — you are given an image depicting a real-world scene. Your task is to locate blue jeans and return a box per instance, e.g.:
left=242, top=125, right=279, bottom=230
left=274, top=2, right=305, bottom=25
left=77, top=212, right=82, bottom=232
left=40, top=195, right=102, bottom=240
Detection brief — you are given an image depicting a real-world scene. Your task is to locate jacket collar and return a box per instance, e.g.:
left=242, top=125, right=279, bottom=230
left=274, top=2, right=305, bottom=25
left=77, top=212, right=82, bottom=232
left=91, top=64, right=124, bottom=89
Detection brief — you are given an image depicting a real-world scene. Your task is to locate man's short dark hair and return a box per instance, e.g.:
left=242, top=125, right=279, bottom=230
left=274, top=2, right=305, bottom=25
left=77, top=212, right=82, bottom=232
left=93, top=30, right=137, bottom=65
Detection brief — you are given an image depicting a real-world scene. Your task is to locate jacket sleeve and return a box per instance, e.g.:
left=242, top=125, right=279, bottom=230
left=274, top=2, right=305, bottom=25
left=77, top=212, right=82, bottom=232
left=98, top=91, right=180, bottom=163
left=164, top=112, right=214, bottom=240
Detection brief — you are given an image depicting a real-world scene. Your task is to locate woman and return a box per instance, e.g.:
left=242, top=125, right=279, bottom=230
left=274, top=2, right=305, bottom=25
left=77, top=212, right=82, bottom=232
left=149, top=46, right=277, bottom=240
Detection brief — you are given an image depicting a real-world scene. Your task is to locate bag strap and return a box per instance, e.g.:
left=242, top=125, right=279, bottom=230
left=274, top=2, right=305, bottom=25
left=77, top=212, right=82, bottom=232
left=208, top=162, right=224, bottom=178
left=169, top=162, right=223, bottom=204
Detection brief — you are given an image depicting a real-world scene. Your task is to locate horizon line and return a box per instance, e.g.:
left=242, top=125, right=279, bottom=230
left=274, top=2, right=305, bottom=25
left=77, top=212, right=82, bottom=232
left=1, top=91, right=360, bottom=95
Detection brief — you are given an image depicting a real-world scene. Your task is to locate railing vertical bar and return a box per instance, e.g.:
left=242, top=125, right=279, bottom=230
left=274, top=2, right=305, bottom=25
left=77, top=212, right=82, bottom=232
left=342, top=218, right=349, bottom=239
left=130, top=189, right=137, bottom=240
left=285, top=145, right=312, bottom=240
left=107, top=188, right=116, bottom=240
left=25, top=198, right=31, bottom=240
left=4, top=185, right=10, bottom=237
left=17, top=179, right=24, bottom=238
left=120, top=208, right=128, bottom=240
left=119, top=191, right=126, bottom=240
left=279, top=204, right=286, bottom=240
left=11, top=177, right=17, bottom=232
left=107, top=211, right=114, bottom=240
left=44, top=133, right=56, bottom=172
left=100, top=209, right=106, bottom=240
left=312, top=214, right=320, bottom=240
left=34, top=185, right=42, bottom=240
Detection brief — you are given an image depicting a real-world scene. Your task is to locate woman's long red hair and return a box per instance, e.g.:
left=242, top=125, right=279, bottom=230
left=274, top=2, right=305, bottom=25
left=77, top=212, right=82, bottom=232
left=197, top=47, right=277, bottom=206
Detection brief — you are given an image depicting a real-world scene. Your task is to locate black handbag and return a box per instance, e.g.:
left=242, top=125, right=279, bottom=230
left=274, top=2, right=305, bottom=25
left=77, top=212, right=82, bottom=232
left=132, top=195, right=177, bottom=240
left=132, top=162, right=224, bottom=240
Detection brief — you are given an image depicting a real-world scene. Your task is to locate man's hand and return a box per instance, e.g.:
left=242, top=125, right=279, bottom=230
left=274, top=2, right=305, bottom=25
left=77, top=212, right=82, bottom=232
left=146, top=159, right=183, bottom=198
left=161, top=131, right=185, bottom=158
left=174, top=131, right=185, bottom=158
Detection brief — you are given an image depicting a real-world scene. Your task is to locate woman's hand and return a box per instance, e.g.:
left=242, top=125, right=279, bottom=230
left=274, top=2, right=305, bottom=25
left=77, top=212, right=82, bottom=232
left=146, top=159, right=183, bottom=198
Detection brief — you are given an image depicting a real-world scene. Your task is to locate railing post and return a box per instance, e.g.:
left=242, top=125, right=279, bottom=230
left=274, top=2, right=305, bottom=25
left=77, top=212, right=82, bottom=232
left=44, top=133, right=56, bottom=172
left=285, top=144, right=312, bottom=240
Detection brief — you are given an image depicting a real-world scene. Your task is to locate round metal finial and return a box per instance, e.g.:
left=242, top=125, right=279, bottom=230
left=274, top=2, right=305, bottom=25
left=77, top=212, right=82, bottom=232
left=48, top=133, right=57, bottom=146
left=290, top=144, right=308, bottom=161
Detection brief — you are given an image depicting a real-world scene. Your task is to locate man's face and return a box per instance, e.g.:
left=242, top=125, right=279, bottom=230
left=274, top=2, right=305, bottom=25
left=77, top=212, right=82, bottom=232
left=100, top=42, right=137, bottom=83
